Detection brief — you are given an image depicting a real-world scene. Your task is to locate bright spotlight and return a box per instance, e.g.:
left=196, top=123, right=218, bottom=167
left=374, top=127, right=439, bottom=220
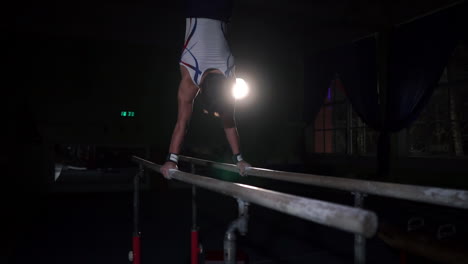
left=232, top=78, right=249, bottom=100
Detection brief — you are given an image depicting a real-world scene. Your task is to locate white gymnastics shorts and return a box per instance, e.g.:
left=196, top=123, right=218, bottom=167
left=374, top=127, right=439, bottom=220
left=180, top=17, right=235, bottom=86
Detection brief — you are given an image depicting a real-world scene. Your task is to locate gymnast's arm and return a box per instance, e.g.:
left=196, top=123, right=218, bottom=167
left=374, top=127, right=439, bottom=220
left=221, top=106, right=251, bottom=176
left=160, top=68, right=199, bottom=178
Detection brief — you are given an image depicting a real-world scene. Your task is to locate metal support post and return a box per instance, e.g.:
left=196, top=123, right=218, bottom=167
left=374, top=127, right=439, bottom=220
left=129, top=165, right=143, bottom=264
left=192, top=164, right=197, bottom=229
left=353, top=192, right=367, bottom=264
left=191, top=163, right=201, bottom=264
left=224, top=199, right=249, bottom=264
left=224, top=230, right=236, bottom=264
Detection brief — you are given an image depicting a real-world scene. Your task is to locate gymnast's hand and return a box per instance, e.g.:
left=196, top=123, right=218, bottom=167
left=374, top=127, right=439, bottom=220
left=236, top=160, right=251, bottom=176
left=160, top=161, right=178, bottom=179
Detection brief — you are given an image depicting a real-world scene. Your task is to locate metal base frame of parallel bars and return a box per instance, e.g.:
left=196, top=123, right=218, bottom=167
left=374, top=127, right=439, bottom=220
left=224, top=199, right=249, bottom=264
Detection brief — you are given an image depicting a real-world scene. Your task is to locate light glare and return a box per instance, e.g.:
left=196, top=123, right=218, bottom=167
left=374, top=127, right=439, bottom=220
left=232, top=78, right=249, bottom=99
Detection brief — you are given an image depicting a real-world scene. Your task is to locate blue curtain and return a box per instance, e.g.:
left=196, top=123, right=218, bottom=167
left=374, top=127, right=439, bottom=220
left=386, top=4, right=465, bottom=131
left=338, top=38, right=379, bottom=128
left=380, top=5, right=464, bottom=175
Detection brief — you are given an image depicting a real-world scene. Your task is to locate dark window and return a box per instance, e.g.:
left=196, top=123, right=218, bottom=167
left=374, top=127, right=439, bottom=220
left=312, top=77, right=378, bottom=155
left=407, top=42, right=468, bottom=157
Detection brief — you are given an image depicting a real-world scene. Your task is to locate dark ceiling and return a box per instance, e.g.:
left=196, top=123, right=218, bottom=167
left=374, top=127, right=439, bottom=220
left=6, top=0, right=462, bottom=51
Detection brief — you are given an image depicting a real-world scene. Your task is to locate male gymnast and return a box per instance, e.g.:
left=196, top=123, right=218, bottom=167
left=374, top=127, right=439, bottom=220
left=160, top=0, right=251, bottom=178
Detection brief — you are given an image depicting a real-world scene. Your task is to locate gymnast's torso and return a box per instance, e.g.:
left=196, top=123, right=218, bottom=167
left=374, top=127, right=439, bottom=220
left=180, top=0, right=235, bottom=86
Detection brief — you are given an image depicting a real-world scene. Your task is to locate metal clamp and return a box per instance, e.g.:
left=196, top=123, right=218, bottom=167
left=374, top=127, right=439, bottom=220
left=437, top=224, right=456, bottom=240
left=407, top=217, right=425, bottom=232
left=137, top=165, right=145, bottom=179
left=351, top=192, right=367, bottom=208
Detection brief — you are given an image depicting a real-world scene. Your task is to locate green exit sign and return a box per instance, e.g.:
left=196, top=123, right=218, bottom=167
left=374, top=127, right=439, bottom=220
left=121, top=111, right=135, bottom=117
